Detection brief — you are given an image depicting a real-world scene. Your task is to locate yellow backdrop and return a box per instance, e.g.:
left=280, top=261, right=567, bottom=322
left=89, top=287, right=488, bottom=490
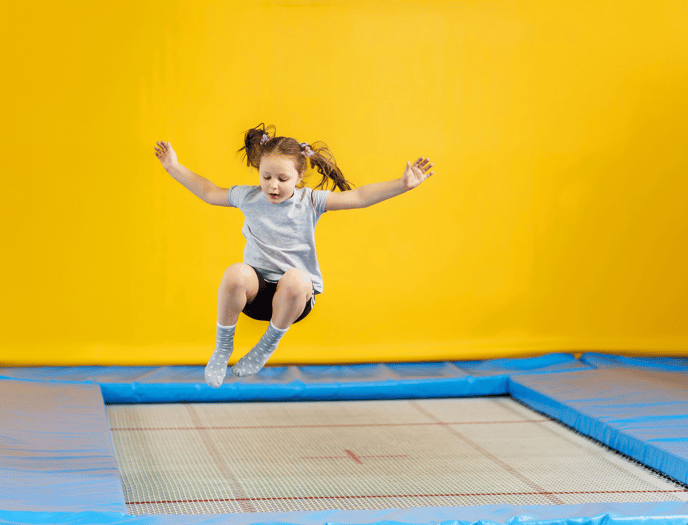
left=1, top=0, right=687, bottom=365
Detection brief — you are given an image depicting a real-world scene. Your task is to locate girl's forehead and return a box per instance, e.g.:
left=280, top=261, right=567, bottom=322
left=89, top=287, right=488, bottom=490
left=260, top=154, right=298, bottom=174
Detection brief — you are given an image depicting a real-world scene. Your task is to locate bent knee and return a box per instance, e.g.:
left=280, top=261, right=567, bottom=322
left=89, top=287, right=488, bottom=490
left=278, top=269, right=313, bottom=298
left=224, top=263, right=254, bottom=279
left=221, top=264, right=258, bottom=290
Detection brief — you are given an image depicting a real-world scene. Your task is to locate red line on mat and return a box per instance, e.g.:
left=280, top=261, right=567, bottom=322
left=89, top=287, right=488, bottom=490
left=301, top=452, right=408, bottom=462
left=344, top=449, right=363, bottom=464
left=184, top=404, right=256, bottom=513
left=407, top=401, right=566, bottom=506
left=127, top=489, right=688, bottom=506
left=110, top=420, right=549, bottom=431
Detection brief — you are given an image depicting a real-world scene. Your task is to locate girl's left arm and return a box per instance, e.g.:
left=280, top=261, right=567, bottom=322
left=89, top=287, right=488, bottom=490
left=325, top=157, right=434, bottom=211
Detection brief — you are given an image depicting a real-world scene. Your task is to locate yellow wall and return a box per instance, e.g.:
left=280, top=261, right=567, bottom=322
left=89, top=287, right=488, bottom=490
left=1, top=0, right=687, bottom=366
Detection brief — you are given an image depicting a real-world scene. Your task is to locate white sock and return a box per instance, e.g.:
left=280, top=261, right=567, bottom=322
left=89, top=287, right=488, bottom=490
left=231, top=321, right=287, bottom=377
left=204, top=322, right=236, bottom=388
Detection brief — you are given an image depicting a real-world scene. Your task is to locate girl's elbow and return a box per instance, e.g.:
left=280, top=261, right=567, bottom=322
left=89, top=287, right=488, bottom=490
left=342, top=190, right=367, bottom=209
left=356, top=196, right=371, bottom=209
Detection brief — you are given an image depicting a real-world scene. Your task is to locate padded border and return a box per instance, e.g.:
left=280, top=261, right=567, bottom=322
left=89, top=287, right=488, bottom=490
left=0, top=354, right=590, bottom=403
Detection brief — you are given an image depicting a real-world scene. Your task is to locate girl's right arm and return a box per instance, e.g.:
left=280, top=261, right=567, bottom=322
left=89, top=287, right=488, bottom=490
left=154, top=141, right=230, bottom=207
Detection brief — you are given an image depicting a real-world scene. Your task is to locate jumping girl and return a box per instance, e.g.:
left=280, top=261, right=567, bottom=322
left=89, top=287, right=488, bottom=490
left=154, top=123, right=434, bottom=388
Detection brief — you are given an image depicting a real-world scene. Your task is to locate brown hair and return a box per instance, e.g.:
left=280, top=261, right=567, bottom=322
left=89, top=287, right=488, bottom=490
left=237, top=123, right=353, bottom=191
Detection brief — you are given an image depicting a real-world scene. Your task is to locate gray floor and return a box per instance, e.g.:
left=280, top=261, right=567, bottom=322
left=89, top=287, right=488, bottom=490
left=107, top=397, right=688, bottom=515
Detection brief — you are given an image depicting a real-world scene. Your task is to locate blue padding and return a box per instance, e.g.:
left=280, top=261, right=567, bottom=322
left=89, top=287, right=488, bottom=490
left=122, top=362, right=500, bottom=403
left=581, top=353, right=688, bottom=371
left=509, top=368, right=688, bottom=485
left=2, top=501, right=688, bottom=525
left=0, top=355, right=591, bottom=403
left=0, top=363, right=499, bottom=403
left=459, top=353, right=590, bottom=376
left=0, top=380, right=126, bottom=513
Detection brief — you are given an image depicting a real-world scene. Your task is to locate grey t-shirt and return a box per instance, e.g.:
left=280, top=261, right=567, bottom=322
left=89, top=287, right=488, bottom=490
left=227, top=185, right=330, bottom=294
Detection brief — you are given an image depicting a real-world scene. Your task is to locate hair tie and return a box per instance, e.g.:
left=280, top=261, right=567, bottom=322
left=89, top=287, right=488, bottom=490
left=260, top=133, right=270, bottom=145
left=301, top=142, right=314, bottom=158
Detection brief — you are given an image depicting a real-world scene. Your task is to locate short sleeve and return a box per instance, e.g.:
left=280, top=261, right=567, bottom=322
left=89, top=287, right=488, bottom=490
left=311, top=189, right=331, bottom=216
left=227, top=185, right=254, bottom=208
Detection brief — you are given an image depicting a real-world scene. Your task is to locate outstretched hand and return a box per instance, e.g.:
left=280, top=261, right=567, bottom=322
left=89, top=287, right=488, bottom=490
left=154, top=141, right=178, bottom=171
left=402, top=157, right=434, bottom=190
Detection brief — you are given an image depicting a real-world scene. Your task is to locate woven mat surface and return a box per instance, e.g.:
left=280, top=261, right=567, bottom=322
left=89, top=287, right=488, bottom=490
left=107, top=398, right=688, bottom=515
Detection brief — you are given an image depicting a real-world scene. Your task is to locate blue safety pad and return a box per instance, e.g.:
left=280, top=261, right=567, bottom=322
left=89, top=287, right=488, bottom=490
left=0, top=363, right=486, bottom=403
left=509, top=368, right=688, bottom=485
left=581, top=353, right=688, bottom=371
left=0, top=380, right=126, bottom=513
left=459, top=353, right=590, bottom=376
left=0, top=355, right=591, bottom=403
left=2, top=501, right=688, bottom=525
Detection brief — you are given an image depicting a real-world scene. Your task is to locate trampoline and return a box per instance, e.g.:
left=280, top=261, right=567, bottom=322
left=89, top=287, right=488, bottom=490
left=2, top=353, right=688, bottom=525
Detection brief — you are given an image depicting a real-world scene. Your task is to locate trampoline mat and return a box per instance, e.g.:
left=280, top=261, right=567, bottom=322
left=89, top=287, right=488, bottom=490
left=107, top=397, right=688, bottom=515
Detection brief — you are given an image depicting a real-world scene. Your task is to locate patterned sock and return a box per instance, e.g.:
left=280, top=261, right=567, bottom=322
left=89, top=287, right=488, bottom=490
left=204, top=322, right=236, bottom=388
left=231, top=321, right=287, bottom=377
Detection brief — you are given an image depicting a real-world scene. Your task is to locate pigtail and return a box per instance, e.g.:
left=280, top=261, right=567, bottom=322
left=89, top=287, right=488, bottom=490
left=237, top=123, right=276, bottom=169
left=306, top=141, right=354, bottom=192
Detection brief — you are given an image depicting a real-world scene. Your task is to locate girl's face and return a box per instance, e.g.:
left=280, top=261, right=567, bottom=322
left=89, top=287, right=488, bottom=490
left=259, top=154, right=303, bottom=204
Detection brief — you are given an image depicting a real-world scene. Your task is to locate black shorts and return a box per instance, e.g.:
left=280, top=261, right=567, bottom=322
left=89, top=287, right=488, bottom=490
left=242, top=267, right=315, bottom=324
